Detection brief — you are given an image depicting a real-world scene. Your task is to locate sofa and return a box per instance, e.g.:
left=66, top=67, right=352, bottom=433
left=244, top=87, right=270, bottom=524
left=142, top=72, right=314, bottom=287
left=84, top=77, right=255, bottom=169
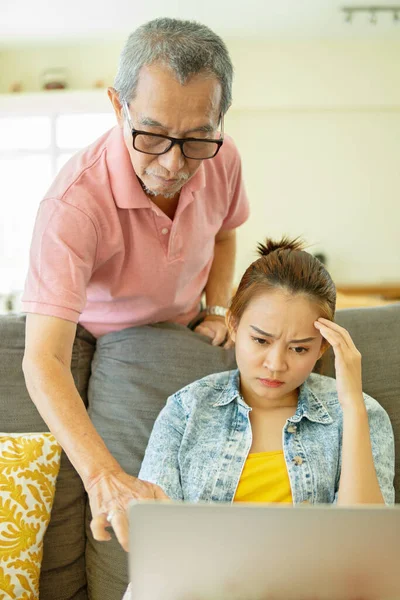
left=0, top=304, right=399, bottom=600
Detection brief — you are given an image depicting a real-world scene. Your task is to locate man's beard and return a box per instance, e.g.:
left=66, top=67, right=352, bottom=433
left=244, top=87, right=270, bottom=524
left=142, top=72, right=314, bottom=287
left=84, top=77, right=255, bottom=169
left=140, top=170, right=190, bottom=199
left=140, top=183, right=179, bottom=199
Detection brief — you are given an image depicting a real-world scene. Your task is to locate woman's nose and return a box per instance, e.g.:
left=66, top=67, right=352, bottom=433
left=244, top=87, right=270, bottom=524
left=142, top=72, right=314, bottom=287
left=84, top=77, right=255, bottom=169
left=262, top=347, right=287, bottom=373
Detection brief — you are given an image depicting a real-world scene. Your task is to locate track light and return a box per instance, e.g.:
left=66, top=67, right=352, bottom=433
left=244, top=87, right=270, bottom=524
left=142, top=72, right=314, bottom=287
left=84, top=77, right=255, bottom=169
left=341, top=5, right=400, bottom=25
left=345, top=9, right=352, bottom=22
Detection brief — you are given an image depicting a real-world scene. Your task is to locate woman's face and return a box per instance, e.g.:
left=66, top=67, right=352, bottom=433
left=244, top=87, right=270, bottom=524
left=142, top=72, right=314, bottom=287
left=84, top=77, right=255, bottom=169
left=229, top=289, right=327, bottom=406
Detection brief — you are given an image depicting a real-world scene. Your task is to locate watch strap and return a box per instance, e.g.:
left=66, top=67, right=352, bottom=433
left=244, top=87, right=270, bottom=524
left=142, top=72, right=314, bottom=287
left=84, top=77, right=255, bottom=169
left=205, top=305, right=228, bottom=318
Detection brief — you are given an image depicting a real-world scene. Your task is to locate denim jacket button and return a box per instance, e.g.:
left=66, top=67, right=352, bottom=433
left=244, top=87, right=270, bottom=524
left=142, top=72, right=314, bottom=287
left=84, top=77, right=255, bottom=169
left=287, top=424, right=297, bottom=433
left=293, top=455, right=303, bottom=466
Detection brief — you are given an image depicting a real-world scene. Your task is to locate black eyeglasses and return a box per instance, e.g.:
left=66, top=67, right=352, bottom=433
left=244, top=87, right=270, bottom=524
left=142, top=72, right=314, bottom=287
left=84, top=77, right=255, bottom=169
left=122, top=101, right=224, bottom=160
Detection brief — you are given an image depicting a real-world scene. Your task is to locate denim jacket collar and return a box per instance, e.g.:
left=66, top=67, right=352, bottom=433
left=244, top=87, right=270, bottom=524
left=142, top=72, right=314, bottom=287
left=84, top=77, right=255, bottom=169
left=212, top=369, right=333, bottom=425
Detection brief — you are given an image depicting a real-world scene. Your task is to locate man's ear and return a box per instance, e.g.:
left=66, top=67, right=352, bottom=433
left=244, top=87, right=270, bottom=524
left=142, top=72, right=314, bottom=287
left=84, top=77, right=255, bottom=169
left=226, top=310, right=237, bottom=343
left=107, top=87, right=124, bottom=127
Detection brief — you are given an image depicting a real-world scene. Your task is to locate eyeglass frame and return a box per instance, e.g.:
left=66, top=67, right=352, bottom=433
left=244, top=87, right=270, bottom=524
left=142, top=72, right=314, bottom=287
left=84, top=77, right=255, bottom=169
left=121, top=100, right=224, bottom=160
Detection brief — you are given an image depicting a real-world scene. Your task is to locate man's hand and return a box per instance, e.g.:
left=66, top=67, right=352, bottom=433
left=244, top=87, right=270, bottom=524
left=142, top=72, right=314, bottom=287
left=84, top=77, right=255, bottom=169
left=194, top=315, right=233, bottom=349
left=88, top=470, right=169, bottom=552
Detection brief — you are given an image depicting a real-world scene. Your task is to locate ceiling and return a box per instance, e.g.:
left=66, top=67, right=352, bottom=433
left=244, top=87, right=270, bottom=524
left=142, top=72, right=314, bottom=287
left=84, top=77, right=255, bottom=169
left=1, top=0, right=400, bottom=44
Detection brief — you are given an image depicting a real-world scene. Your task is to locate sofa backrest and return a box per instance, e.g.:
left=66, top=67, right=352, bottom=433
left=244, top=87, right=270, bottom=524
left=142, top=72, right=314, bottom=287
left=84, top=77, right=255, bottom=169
left=320, top=303, right=400, bottom=499
left=0, top=315, right=95, bottom=600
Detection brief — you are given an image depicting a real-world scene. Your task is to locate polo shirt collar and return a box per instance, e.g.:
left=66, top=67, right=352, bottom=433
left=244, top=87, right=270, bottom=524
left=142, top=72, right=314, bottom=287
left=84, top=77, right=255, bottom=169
left=106, top=126, right=149, bottom=209
left=106, top=126, right=206, bottom=210
left=185, top=162, right=206, bottom=193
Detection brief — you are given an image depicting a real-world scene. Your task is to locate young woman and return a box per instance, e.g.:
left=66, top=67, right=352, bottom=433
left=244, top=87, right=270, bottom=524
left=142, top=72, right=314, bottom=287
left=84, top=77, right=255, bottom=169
left=122, top=237, right=395, bottom=598
left=136, top=237, right=395, bottom=506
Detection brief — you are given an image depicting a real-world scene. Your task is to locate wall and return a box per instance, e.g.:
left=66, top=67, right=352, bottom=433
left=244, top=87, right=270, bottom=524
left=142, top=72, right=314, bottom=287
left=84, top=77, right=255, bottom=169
left=226, top=39, right=400, bottom=284
left=1, top=38, right=399, bottom=285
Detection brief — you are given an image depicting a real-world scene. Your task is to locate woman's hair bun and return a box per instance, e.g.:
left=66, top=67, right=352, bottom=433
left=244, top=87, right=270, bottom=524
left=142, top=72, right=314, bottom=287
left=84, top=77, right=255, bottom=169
left=257, top=236, right=305, bottom=258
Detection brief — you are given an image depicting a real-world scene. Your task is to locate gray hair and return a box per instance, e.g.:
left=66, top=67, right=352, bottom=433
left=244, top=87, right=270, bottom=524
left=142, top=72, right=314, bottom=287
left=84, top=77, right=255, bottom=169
left=114, top=18, right=233, bottom=115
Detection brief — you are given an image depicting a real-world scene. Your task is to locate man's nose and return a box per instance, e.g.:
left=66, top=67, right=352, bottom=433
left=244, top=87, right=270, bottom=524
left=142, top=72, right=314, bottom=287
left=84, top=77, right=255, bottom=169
left=157, top=143, right=185, bottom=173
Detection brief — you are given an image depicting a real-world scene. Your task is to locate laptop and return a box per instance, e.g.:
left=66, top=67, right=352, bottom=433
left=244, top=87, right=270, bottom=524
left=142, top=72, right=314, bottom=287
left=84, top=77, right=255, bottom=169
left=128, top=501, right=400, bottom=600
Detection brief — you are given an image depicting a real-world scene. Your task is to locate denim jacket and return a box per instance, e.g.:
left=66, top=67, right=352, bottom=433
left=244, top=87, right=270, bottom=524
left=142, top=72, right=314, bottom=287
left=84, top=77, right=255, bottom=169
left=139, top=370, right=395, bottom=505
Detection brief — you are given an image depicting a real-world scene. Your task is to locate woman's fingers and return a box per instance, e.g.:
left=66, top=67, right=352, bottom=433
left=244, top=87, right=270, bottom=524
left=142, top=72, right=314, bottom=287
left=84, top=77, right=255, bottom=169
left=314, top=321, right=347, bottom=351
left=316, top=318, right=357, bottom=350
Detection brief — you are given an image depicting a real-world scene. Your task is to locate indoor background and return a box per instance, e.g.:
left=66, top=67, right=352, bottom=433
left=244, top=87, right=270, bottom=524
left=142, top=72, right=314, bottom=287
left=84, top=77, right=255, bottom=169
left=0, top=0, right=399, bottom=310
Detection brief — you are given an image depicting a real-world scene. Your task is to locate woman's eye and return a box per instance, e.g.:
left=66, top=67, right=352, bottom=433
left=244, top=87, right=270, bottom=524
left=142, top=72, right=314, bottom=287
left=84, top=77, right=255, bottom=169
left=292, top=346, right=309, bottom=354
left=251, top=336, right=268, bottom=345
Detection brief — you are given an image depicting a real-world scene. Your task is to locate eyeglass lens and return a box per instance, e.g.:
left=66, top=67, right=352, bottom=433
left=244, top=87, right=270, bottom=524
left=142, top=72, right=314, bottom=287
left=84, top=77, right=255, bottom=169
left=134, top=134, right=219, bottom=159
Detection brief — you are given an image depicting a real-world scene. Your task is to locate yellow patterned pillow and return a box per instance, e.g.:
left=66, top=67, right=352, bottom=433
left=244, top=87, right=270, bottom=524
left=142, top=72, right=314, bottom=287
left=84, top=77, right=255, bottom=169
left=0, top=432, right=61, bottom=600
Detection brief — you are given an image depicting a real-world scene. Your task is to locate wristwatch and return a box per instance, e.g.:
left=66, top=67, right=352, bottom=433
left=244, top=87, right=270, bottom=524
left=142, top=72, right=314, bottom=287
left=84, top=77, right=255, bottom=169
left=205, top=305, right=228, bottom=318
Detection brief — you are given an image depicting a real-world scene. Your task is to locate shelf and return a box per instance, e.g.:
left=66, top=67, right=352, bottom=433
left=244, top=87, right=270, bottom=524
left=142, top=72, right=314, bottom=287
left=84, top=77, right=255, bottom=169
left=0, top=89, right=112, bottom=114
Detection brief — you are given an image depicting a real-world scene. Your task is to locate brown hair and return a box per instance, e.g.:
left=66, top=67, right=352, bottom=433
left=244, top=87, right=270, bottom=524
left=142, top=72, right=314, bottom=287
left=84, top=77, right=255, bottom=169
left=229, top=236, right=336, bottom=326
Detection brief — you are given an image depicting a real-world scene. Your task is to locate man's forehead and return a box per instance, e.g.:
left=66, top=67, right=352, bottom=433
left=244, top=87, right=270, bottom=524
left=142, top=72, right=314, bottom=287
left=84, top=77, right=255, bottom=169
left=134, top=110, right=218, bottom=135
left=133, top=64, right=221, bottom=110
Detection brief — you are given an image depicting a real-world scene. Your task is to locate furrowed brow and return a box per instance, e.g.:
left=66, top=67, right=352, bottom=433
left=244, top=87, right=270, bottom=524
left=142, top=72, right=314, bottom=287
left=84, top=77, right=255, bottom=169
left=250, top=325, right=317, bottom=344
left=139, top=117, right=164, bottom=128
left=139, top=117, right=215, bottom=135
left=250, top=325, right=275, bottom=338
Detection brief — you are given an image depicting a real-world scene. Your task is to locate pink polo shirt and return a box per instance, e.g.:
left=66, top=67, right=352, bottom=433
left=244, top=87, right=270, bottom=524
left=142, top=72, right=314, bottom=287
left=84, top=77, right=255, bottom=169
left=22, top=126, right=249, bottom=338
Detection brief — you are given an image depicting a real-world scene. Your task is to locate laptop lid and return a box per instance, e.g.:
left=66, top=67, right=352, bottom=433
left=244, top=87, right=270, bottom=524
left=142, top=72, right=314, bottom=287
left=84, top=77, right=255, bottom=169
left=128, top=501, right=400, bottom=600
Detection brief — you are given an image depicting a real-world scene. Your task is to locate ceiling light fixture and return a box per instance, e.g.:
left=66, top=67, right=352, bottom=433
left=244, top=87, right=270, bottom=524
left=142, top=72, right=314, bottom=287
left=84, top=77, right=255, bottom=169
left=341, top=5, right=400, bottom=24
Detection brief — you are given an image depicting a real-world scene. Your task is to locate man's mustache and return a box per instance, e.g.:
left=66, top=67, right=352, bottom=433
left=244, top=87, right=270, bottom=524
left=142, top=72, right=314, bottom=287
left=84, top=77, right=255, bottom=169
left=144, top=169, right=190, bottom=182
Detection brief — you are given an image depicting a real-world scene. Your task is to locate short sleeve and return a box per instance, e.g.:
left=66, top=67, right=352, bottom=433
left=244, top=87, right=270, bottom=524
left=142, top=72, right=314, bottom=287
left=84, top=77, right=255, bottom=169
left=220, top=140, right=250, bottom=231
left=22, top=198, right=98, bottom=323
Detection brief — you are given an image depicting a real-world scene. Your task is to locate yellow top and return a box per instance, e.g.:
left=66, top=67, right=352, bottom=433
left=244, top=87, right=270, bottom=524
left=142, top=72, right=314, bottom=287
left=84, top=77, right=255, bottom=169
left=234, top=450, right=293, bottom=503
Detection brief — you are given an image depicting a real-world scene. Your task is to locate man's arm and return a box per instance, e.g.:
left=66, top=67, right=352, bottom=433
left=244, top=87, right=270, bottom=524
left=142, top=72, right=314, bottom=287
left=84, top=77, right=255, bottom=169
left=23, top=315, right=121, bottom=484
left=23, top=313, right=167, bottom=551
left=205, top=228, right=236, bottom=308
left=194, top=228, right=236, bottom=347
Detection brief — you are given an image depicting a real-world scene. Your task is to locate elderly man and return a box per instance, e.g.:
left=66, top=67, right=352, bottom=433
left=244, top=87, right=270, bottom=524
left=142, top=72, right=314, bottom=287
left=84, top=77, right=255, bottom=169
left=22, top=18, right=249, bottom=551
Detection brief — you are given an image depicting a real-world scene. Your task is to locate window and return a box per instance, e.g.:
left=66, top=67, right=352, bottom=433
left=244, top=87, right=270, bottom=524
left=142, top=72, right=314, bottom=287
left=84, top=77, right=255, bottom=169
left=0, top=105, right=115, bottom=303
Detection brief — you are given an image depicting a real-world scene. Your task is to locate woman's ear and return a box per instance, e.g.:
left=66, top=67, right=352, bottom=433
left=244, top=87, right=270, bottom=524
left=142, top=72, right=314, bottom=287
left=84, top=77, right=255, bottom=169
left=226, top=310, right=237, bottom=343
left=317, top=339, right=330, bottom=361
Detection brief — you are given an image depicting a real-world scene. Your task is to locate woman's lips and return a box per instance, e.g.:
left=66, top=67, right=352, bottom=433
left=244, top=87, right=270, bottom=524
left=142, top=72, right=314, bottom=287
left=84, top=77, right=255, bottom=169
left=258, top=378, right=285, bottom=388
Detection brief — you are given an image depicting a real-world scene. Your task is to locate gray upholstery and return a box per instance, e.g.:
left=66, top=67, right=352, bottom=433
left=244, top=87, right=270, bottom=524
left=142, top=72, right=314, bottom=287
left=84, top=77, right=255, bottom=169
left=0, top=304, right=398, bottom=600
left=86, top=322, right=236, bottom=600
left=322, top=304, right=400, bottom=493
left=0, top=315, right=95, bottom=600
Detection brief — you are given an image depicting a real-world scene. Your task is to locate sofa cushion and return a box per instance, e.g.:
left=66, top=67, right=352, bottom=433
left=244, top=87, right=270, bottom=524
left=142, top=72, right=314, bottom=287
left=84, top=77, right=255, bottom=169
left=0, top=315, right=95, bottom=600
left=320, top=303, right=399, bottom=501
left=86, top=322, right=237, bottom=600
left=0, top=432, right=61, bottom=600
